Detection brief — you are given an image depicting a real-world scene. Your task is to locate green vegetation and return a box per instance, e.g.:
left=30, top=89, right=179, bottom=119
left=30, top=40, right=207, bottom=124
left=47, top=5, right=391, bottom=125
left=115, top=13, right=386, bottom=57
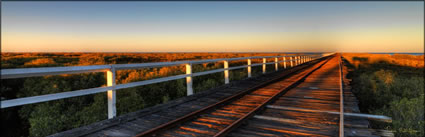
left=1, top=52, right=292, bottom=137
left=344, top=54, right=424, bottom=137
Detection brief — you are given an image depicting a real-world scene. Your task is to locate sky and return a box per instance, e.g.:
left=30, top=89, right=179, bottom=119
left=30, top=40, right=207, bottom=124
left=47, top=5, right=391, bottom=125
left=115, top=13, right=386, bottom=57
left=1, top=2, right=424, bottom=53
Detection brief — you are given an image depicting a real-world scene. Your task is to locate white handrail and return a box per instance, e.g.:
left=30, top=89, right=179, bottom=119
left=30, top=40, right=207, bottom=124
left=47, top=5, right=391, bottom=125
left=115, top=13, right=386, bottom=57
left=1, top=65, right=111, bottom=79
left=0, top=54, right=327, bottom=119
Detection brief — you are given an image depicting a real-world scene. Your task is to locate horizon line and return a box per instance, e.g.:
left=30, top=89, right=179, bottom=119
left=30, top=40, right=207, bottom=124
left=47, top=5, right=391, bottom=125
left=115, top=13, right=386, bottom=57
left=1, top=51, right=424, bottom=54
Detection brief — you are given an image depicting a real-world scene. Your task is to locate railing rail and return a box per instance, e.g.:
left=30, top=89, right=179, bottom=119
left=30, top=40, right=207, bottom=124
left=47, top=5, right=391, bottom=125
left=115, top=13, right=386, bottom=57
left=1, top=53, right=332, bottom=119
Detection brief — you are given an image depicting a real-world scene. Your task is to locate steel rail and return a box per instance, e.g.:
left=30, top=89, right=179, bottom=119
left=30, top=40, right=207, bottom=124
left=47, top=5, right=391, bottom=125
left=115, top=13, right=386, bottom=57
left=338, top=54, right=345, bottom=137
left=133, top=55, right=333, bottom=137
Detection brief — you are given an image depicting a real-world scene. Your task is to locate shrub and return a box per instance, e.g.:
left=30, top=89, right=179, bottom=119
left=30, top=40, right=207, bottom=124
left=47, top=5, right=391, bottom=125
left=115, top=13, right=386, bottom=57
left=345, top=54, right=424, bottom=137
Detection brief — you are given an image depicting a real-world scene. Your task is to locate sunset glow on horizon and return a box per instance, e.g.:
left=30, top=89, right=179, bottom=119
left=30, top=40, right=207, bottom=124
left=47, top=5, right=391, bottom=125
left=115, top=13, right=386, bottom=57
left=1, top=2, right=424, bottom=53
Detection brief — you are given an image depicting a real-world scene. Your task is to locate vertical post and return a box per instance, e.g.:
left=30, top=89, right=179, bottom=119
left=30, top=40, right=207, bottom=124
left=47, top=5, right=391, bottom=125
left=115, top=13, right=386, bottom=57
left=301, top=56, right=304, bottom=64
left=300, top=56, right=302, bottom=64
left=298, top=56, right=301, bottom=65
left=299, top=56, right=301, bottom=65
left=262, top=58, right=266, bottom=74
left=295, top=56, right=298, bottom=66
left=290, top=56, right=294, bottom=67
left=294, top=56, right=297, bottom=66
left=247, top=58, right=252, bottom=78
left=283, top=57, right=286, bottom=69
left=224, top=60, right=229, bottom=84
left=186, top=64, right=193, bottom=96
left=300, top=56, right=303, bottom=64
left=107, top=68, right=116, bottom=119
left=274, top=57, right=278, bottom=71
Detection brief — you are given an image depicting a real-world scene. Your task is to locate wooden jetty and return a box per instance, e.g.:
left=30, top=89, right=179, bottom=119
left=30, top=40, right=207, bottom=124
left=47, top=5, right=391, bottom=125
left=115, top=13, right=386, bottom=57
left=49, top=54, right=392, bottom=137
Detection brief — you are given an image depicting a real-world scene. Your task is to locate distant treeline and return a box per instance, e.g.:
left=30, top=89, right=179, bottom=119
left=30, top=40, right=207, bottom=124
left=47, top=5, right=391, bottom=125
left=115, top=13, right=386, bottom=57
left=1, top=52, right=295, bottom=137
left=343, top=53, right=424, bottom=137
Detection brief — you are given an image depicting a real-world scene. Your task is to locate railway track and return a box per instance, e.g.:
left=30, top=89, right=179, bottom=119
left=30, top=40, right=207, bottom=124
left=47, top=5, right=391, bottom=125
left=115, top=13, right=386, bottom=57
left=135, top=54, right=339, bottom=137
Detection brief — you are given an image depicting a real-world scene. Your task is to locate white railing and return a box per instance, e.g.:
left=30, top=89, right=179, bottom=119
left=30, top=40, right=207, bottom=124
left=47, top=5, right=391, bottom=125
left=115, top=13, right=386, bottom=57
left=1, top=53, right=328, bottom=119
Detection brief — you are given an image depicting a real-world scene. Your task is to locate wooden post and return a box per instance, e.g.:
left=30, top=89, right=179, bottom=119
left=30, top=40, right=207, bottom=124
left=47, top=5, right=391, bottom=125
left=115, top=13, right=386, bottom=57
left=290, top=56, right=294, bottom=67
left=186, top=64, right=193, bottom=96
left=300, top=56, right=302, bottom=64
left=295, top=56, right=298, bottom=66
left=283, top=57, right=286, bottom=69
left=299, top=56, right=301, bottom=65
left=298, top=56, right=301, bottom=65
left=302, top=56, right=304, bottom=64
left=107, top=68, right=116, bottom=119
left=224, top=60, right=229, bottom=84
left=275, top=57, right=278, bottom=71
left=247, top=59, right=252, bottom=78
left=262, top=58, right=266, bottom=74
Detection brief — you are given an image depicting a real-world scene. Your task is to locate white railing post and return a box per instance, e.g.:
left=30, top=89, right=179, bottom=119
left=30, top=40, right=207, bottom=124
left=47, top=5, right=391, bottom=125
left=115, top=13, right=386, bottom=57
left=295, top=56, right=298, bottom=66
left=275, top=57, right=278, bottom=71
left=247, top=58, right=252, bottom=78
left=300, top=56, right=302, bottom=64
left=224, top=60, right=229, bottom=84
left=298, top=56, right=301, bottom=65
left=299, top=56, right=302, bottom=64
left=290, top=56, right=294, bottom=67
left=185, top=63, right=193, bottom=96
left=107, top=68, right=116, bottom=119
left=300, top=56, right=303, bottom=64
left=302, top=56, right=304, bottom=64
left=262, top=58, right=266, bottom=74
left=283, top=57, right=287, bottom=69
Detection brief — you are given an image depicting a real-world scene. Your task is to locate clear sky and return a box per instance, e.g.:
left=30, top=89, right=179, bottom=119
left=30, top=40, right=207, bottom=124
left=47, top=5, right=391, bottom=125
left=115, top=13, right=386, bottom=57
left=1, top=2, right=424, bottom=53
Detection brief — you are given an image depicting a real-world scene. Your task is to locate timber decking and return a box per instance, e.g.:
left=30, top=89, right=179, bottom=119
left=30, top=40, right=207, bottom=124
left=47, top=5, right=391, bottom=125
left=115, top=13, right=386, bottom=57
left=226, top=55, right=384, bottom=137
left=50, top=55, right=388, bottom=137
